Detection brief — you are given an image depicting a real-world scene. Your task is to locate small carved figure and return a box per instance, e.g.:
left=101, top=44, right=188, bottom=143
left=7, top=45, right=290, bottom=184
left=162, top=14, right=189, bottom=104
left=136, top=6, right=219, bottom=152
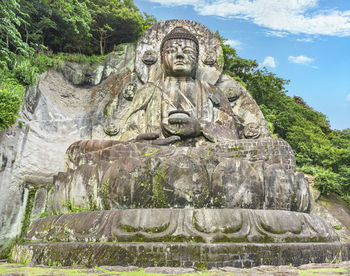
left=142, top=50, right=157, bottom=65
left=202, top=50, right=216, bottom=66
left=123, top=82, right=136, bottom=101
left=244, top=122, right=261, bottom=139
left=103, top=116, right=120, bottom=136
left=103, top=97, right=120, bottom=136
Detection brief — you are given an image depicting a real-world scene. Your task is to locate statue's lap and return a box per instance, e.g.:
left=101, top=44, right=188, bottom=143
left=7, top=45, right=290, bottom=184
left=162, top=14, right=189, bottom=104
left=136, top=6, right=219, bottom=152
left=50, top=138, right=309, bottom=213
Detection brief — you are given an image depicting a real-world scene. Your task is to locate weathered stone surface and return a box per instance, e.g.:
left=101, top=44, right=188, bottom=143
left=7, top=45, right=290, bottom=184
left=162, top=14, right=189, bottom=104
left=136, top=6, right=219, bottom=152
left=47, top=139, right=304, bottom=211
left=61, top=44, right=135, bottom=87
left=144, top=267, right=195, bottom=273
left=62, top=62, right=104, bottom=86
left=116, top=20, right=269, bottom=143
left=2, top=261, right=350, bottom=275
left=310, top=187, right=350, bottom=242
left=25, top=209, right=338, bottom=243
left=103, top=44, right=135, bottom=80
left=293, top=172, right=311, bottom=212
left=30, top=188, right=47, bottom=222
left=11, top=241, right=350, bottom=268
left=216, top=73, right=271, bottom=139
left=212, top=159, right=264, bottom=209
left=264, top=164, right=294, bottom=210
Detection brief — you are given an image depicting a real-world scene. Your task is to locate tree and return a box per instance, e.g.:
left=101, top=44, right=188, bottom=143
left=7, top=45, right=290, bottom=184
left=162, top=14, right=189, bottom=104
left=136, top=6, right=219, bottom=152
left=0, top=0, right=32, bottom=66
left=87, top=0, right=154, bottom=55
left=19, top=0, right=91, bottom=53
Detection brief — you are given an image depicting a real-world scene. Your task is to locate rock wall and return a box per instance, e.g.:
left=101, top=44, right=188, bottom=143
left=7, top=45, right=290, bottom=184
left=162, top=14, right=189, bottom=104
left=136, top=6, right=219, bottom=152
left=0, top=44, right=135, bottom=254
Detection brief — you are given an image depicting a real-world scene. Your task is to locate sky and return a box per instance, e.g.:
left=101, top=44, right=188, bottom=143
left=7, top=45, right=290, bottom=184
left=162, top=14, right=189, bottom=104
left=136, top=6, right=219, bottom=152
left=134, top=0, right=350, bottom=130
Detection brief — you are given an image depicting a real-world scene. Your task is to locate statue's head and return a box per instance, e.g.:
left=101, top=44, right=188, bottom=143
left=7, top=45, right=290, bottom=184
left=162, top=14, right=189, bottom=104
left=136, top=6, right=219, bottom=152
left=161, top=27, right=199, bottom=78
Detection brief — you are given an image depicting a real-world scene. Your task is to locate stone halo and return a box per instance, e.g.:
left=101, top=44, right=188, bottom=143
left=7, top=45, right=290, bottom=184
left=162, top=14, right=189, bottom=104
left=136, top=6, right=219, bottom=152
left=135, top=19, right=224, bottom=84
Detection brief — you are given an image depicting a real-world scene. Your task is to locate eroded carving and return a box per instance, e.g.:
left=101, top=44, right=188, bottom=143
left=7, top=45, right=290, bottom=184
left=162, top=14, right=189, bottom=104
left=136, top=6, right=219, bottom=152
left=26, top=209, right=338, bottom=244
left=202, top=50, right=217, bottom=66
left=142, top=50, right=157, bottom=65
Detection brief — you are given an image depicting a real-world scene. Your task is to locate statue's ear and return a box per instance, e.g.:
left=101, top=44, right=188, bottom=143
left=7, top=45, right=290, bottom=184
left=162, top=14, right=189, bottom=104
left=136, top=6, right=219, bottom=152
left=148, top=63, right=164, bottom=84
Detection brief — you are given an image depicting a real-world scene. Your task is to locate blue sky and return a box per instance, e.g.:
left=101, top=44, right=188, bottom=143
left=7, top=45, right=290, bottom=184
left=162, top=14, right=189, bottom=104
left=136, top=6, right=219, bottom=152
left=134, top=0, right=350, bottom=130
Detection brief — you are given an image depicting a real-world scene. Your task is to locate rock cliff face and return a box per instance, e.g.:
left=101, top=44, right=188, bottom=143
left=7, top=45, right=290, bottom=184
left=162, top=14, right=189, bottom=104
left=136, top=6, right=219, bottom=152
left=0, top=44, right=135, bottom=253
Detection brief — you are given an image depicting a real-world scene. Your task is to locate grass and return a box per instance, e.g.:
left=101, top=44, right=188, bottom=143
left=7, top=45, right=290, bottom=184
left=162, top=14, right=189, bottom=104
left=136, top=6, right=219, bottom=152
left=0, top=263, right=349, bottom=276
left=296, top=267, right=349, bottom=275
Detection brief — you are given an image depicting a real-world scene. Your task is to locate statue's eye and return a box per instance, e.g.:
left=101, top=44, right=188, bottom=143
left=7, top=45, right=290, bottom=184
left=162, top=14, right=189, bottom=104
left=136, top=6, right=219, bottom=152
left=183, top=50, right=193, bottom=55
left=165, top=48, right=176, bottom=54
left=182, top=48, right=195, bottom=55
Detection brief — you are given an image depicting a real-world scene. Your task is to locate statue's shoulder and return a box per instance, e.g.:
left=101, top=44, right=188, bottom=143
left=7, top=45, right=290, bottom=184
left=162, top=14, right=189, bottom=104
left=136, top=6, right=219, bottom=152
left=135, top=82, right=161, bottom=94
left=132, top=82, right=162, bottom=103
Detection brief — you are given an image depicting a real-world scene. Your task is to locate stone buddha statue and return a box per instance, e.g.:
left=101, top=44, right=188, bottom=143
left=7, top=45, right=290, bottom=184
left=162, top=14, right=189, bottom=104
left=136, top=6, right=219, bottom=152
left=49, top=20, right=310, bottom=215
left=120, top=27, right=238, bottom=145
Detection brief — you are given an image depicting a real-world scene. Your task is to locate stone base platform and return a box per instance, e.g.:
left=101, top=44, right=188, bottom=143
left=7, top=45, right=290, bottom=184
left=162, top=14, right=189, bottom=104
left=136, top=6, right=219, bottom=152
left=12, top=242, right=350, bottom=268
left=23, top=209, right=339, bottom=243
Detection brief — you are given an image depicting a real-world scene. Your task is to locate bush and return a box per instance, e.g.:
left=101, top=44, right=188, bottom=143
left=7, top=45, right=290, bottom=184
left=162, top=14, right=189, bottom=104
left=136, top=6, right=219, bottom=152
left=0, top=78, right=24, bottom=130
left=12, top=59, right=38, bottom=85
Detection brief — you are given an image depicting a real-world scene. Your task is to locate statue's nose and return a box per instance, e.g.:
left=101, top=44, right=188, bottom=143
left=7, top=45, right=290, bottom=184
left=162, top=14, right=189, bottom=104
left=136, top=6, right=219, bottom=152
left=176, top=48, right=184, bottom=59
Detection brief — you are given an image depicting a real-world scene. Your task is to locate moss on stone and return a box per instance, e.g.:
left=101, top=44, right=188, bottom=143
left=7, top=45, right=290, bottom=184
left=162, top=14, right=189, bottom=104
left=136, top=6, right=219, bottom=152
left=152, top=167, right=169, bottom=208
left=64, top=200, right=91, bottom=213
left=212, top=236, right=249, bottom=243
left=20, top=188, right=37, bottom=239
left=0, top=187, right=39, bottom=260
left=120, top=223, right=169, bottom=234
left=100, top=179, right=110, bottom=209
left=144, top=149, right=160, bottom=156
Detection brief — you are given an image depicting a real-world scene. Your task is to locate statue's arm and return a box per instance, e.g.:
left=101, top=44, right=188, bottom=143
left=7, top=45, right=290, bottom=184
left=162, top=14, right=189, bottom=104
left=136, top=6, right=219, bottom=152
left=200, top=109, right=239, bottom=143
left=199, top=84, right=239, bottom=142
left=120, top=83, right=163, bottom=141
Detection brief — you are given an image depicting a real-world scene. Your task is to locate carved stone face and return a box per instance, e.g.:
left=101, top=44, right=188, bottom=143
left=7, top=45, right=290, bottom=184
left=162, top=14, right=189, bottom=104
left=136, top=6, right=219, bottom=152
left=162, top=39, right=198, bottom=78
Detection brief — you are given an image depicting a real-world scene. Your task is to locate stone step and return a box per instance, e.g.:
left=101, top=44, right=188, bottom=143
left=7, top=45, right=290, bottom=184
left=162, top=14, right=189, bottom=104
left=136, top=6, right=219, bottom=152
left=12, top=242, right=350, bottom=268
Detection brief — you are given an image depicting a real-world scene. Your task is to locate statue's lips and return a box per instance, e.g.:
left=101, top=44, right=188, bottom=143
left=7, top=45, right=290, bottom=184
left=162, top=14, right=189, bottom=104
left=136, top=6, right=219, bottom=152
left=174, top=61, right=185, bottom=65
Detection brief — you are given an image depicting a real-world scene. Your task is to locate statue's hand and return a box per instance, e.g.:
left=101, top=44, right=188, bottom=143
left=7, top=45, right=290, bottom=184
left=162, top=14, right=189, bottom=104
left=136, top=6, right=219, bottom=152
left=163, top=117, right=201, bottom=138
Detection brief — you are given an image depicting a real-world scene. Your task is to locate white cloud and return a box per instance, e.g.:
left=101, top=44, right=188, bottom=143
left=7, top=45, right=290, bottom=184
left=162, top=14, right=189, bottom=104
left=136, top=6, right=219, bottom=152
left=266, top=30, right=289, bottom=37
left=288, top=55, right=314, bottom=65
left=262, top=56, right=276, bottom=68
left=296, top=37, right=313, bottom=42
left=148, top=0, right=204, bottom=6
left=147, top=0, right=350, bottom=37
left=225, top=39, right=242, bottom=49
left=346, top=94, right=350, bottom=102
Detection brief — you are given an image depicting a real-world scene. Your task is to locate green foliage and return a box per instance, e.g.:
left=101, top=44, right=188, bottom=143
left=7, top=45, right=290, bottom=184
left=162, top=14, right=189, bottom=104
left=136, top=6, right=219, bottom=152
left=87, top=0, right=156, bottom=55
left=0, top=77, right=24, bottom=130
left=64, top=200, right=91, bottom=213
left=18, top=0, right=156, bottom=55
left=0, top=0, right=33, bottom=64
left=19, top=0, right=92, bottom=54
left=39, top=211, right=52, bottom=218
left=334, top=225, right=342, bottom=230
